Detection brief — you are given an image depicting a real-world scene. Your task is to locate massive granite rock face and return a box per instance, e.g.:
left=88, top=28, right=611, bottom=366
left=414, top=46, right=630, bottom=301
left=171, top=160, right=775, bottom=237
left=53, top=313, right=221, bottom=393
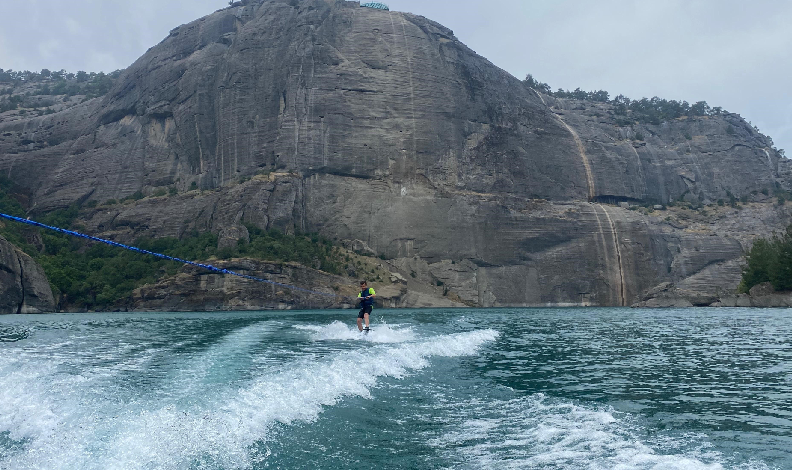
left=126, top=257, right=461, bottom=311
left=1, top=0, right=789, bottom=308
left=1, top=0, right=587, bottom=207
left=0, top=236, right=56, bottom=314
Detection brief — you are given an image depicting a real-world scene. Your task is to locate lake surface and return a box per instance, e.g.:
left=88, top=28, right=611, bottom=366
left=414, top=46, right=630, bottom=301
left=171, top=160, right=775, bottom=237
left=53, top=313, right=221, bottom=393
left=0, top=308, right=790, bottom=469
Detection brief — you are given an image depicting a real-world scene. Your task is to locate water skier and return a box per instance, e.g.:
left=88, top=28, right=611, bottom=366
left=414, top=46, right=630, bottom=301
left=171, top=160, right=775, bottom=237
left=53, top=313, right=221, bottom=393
left=357, top=280, right=376, bottom=332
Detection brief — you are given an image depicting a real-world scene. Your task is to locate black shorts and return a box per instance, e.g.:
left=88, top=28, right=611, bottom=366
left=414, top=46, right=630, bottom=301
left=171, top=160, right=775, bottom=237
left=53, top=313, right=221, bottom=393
left=358, top=305, right=373, bottom=318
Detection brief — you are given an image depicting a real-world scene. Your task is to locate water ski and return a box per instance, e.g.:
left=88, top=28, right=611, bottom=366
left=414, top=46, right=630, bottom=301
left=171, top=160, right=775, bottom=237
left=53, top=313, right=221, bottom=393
left=363, top=327, right=371, bottom=334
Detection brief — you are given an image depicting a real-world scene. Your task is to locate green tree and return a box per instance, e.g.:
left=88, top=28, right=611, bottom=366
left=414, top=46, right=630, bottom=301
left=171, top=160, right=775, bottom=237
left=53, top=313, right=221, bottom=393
left=689, top=101, right=711, bottom=116
left=739, top=238, right=775, bottom=292
left=773, top=228, right=792, bottom=291
left=523, top=74, right=552, bottom=94
left=740, top=225, right=792, bottom=293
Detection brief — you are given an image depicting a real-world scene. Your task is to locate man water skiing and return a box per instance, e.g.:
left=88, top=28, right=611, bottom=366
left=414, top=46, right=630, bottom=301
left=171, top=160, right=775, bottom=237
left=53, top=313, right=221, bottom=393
left=357, top=280, right=376, bottom=332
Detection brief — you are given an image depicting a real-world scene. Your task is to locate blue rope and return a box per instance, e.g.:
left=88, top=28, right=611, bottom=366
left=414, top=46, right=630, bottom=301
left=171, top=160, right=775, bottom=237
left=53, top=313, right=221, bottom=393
left=0, top=212, right=338, bottom=298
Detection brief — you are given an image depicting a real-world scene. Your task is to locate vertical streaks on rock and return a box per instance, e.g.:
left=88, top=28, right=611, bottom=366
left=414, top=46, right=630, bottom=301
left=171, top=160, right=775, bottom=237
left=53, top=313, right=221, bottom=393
left=0, top=237, right=56, bottom=314
left=15, top=253, right=25, bottom=315
left=556, top=114, right=596, bottom=200
left=398, top=13, right=418, bottom=165
left=763, top=148, right=777, bottom=178
left=591, top=204, right=626, bottom=306
left=529, top=88, right=547, bottom=106
left=195, top=119, right=205, bottom=174
left=598, top=204, right=627, bottom=306
left=626, top=143, right=649, bottom=199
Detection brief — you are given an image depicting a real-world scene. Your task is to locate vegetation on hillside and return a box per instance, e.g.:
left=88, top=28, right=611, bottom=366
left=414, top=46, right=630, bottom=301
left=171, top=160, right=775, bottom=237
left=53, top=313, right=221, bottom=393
left=524, top=74, right=725, bottom=125
left=0, top=177, right=345, bottom=310
left=0, top=68, right=122, bottom=114
left=739, top=225, right=792, bottom=294
left=523, top=73, right=787, bottom=157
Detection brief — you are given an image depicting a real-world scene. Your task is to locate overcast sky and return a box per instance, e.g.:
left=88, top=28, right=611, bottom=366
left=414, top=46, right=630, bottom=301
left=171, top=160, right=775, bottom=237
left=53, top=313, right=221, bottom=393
left=1, top=0, right=790, bottom=153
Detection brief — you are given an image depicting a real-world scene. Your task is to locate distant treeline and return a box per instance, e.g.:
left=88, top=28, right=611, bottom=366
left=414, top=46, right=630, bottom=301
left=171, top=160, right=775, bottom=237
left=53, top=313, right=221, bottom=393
left=0, top=68, right=123, bottom=112
left=524, top=74, right=726, bottom=126
left=739, top=225, right=792, bottom=294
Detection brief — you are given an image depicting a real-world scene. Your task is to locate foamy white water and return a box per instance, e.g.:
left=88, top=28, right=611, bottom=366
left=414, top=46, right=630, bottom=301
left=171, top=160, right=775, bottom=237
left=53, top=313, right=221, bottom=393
left=1, top=309, right=788, bottom=469
left=428, top=395, right=737, bottom=470
left=295, top=320, right=417, bottom=343
left=0, top=314, right=496, bottom=469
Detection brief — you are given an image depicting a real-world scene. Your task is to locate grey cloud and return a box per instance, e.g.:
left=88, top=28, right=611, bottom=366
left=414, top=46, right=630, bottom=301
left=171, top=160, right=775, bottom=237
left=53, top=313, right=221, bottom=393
left=0, top=0, right=221, bottom=72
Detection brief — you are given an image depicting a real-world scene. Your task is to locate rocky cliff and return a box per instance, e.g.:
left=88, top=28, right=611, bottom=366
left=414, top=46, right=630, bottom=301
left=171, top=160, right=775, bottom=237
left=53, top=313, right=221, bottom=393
left=0, top=236, right=55, bottom=314
left=125, top=257, right=461, bottom=312
left=1, top=0, right=790, bottom=308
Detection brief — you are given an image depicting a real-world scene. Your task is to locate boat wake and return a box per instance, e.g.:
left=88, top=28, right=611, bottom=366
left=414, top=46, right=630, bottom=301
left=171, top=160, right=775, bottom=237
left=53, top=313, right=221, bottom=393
left=0, top=322, right=498, bottom=470
left=295, top=320, right=416, bottom=343
left=428, top=393, right=775, bottom=470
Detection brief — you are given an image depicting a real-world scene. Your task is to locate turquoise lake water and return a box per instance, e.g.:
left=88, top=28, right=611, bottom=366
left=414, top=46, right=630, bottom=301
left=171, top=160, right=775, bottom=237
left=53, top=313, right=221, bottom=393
left=0, top=308, right=790, bottom=469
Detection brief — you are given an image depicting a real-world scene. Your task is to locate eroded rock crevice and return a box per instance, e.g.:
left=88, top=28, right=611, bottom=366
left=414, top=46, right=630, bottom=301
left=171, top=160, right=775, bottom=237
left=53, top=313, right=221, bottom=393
left=0, top=237, right=56, bottom=314
left=15, top=254, right=25, bottom=315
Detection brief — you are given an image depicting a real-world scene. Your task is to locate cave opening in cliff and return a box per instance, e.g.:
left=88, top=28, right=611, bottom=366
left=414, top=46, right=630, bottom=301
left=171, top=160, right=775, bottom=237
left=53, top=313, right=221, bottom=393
left=591, top=195, right=647, bottom=206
